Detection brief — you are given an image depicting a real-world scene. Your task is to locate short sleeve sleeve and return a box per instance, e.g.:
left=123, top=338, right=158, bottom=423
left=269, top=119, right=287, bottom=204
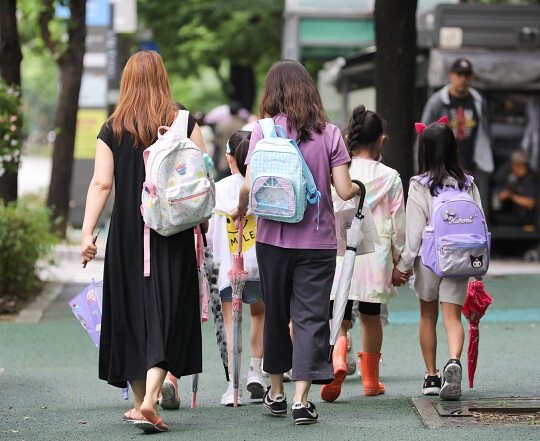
left=245, top=122, right=263, bottom=165
left=329, top=125, right=350, bottom=168
left=98, top=122, right=114, bottom=150
left=187, top=113, right=196, bottom=138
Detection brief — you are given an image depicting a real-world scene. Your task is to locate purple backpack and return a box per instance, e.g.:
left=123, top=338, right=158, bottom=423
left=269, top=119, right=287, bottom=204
left=415, top=175, right=491, bottom=278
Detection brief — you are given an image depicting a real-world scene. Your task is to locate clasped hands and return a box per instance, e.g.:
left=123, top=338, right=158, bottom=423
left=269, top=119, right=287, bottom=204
left=392, top=268, right=411, bottom=287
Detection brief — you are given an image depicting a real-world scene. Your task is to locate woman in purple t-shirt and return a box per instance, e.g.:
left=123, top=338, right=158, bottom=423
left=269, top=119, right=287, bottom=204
left=232, top=59, right=361, bottom=425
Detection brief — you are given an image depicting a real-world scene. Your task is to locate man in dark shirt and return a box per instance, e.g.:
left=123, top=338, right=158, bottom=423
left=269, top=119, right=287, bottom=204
left=420, top=58, right=493, bottom=209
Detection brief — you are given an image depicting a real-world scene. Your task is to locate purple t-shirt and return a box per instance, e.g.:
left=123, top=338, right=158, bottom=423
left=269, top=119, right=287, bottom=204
left=246, top=113, right=350, bottom=249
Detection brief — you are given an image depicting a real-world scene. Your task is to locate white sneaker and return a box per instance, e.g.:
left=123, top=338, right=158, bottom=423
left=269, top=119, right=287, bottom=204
left=346, top=352, right=357, bottom=376
left=346, top=332, right=356, bottom=376
left=221, top=383, right=242, bottom=406
left=246, top=366, right=266, bottom=400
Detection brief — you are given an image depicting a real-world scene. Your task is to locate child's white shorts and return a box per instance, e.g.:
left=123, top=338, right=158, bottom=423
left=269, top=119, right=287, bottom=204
left=413, top=257, right=468, bottom=305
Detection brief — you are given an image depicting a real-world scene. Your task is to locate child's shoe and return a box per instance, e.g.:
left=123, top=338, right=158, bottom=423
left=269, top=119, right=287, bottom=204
left=221, top=383, right=242, bottom=406
left=160, top=372, right=180, bottom=409
left=246, top=365, right=266, bottom=400
left=422, top=372, right=441, bottom=396
left=440, top=359, right=462, bottom=400
left=346, top=331, right=356, bottom=376
left=359, top=352, right=385, bottom=396
left=320, top=335, right=348, bottom=402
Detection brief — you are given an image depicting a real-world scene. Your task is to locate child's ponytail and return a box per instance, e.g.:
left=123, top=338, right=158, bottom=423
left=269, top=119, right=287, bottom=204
left=227, top=130, right=251, bottom=177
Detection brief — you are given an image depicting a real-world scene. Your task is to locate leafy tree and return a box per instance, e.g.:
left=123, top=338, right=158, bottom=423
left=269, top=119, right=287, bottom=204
left=0, top=0, right=23, bottom=204
left=138, top=0, right=284, bottom=112
left=375, top=0, right=418, bottom=192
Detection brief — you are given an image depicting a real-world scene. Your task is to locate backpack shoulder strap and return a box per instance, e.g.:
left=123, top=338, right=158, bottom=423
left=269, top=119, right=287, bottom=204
left=170, top=110, right=189, bottom=138
left=410, top=174, right=430, bottom=187
left=258, top=118, right=279, bottom=138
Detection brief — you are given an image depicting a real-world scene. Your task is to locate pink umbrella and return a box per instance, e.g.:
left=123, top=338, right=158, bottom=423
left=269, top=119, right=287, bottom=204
left=227, top=216, right=248, bottom=407
left=462, top=278, right=493, bottom=388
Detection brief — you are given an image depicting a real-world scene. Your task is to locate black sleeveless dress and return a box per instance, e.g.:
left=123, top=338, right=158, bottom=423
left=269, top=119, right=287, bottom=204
left=97, top=115, right=202, bottom=387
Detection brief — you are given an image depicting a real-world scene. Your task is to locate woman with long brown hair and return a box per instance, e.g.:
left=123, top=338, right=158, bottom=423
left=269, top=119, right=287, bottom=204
left=80, top=51, right=206, bottom=434
left=233, top=59, right=361, bottom=425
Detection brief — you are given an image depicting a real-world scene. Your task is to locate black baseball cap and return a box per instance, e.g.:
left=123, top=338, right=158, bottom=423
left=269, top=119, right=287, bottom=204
left=450, top=58, right=474, bottom=74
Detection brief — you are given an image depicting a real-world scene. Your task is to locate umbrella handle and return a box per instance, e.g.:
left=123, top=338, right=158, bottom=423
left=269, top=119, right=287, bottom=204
left=237, top=215, right=244, bottom=254
left=351, top=180, right=366, bottom=218
left=201, top=227, right=208, bottom=248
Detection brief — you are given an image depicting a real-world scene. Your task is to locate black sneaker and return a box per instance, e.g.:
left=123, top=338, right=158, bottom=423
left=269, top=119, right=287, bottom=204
left=263, top=386, right=287, bottom=416
left=440, top=359, right=462, bottom=401
left=292, top=401, right=318, bottom=425
left=422, top=372, right=441, bottom=396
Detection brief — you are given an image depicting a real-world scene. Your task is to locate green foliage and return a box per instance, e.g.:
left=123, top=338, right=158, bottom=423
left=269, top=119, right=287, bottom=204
left=21, top=47, right=58, bottom=153
left=18, top=0, right=71, bottom=58
left=170, top=68, right=227, bottom=113
left=0, top=199, right=58, bottom=298
left=0, top=78, right=24, bottom=177
left=138, top=0, right=285, bottom=106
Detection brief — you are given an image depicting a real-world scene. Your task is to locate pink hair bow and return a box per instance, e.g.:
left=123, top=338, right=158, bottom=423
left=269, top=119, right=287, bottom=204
left=415, top=116, right=449, bottom=134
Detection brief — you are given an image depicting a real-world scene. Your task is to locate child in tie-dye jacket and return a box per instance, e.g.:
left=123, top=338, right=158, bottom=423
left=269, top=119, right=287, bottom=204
left=322, top=105, right=408, bottom=403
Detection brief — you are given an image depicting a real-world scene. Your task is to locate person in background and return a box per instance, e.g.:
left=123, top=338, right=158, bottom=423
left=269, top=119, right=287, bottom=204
left=80, top=51, right=205, bottom=434
left=492, top=150, right=536, bottom=225
left=214, top=101, right=247, bottom=180
left=420, top=58, right=493, bottom=210
left=207, top=130, right=266, bottom=406
left=232, top=59, right=361, bottom=425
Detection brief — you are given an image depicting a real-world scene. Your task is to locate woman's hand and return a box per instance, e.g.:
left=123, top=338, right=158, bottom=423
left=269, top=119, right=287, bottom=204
left=81, top=233, right=98, bottom=266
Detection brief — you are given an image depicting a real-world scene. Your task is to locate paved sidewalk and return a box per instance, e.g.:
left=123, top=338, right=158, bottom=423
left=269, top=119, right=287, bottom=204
left=1, top=246, right=539, bottom=440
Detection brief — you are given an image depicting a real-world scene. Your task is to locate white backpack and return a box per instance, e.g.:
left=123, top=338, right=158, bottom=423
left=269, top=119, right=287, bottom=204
left=141, top=110, right=215, bottom=276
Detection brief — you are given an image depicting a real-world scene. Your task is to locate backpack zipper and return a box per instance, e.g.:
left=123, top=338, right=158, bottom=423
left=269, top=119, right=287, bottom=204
left=169, top=189, right=210, bottom=205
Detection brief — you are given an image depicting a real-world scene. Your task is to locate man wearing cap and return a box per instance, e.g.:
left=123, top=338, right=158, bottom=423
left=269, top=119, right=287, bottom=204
left=420, top=57, right=493, bottom=208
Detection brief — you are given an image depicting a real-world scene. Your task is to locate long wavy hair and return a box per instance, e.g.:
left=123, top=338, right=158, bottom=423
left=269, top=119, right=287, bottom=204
left=418, top=122, right=467, bottom=195
left=258, top=59, right=328, bottom=142
left=108, top=51, right=178, bottom=148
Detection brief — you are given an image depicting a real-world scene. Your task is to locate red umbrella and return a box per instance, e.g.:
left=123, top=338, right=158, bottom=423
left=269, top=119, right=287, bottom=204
left=462, top=278, right=493, bottom=388
left=227, top=216, right=248, bottom=407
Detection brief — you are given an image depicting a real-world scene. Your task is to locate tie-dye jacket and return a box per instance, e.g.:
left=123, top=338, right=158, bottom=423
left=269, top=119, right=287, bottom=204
left=331, top=158, right=406, bottom=303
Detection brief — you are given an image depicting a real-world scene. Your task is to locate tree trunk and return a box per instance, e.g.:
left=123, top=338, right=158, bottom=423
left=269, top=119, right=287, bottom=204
left=230, top=64, right=256, bottom=112
left=374, top=0, right=418, bottom=194
left=0, top=0, right=23, bottom=204
left=45, top=1, right=86, bottom=237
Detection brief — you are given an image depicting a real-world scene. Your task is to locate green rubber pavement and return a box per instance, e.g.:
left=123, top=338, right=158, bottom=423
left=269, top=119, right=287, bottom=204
left=1, top=273, right=539, bottom=440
